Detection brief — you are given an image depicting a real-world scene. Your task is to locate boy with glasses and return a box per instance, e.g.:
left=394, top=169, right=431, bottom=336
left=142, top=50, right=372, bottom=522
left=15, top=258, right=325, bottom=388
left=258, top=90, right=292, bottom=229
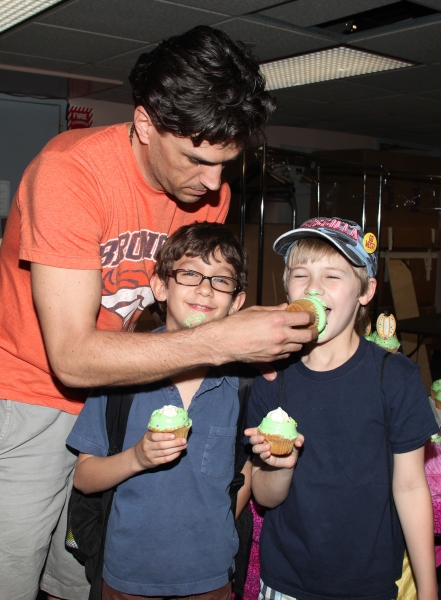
left=67, top=222, right=252, bottom=600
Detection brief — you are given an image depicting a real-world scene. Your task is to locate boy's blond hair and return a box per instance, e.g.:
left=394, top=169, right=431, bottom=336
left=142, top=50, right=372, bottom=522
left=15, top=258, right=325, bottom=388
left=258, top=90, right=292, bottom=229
left=283, top=238, right=371, bottom=321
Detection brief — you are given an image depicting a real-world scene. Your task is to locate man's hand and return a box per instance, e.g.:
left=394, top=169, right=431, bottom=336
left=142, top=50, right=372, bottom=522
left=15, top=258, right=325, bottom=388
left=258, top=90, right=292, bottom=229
left=245, top=427, right=304, bottom=469
left=133, top=431, right=187, bottom=471
left=214, top=304, right=317, bottom=366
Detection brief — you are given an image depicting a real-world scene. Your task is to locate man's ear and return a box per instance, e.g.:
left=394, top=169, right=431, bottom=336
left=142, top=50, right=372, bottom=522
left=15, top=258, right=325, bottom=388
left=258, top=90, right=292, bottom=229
left=133, top=106, right=155, bottom=145
left=359, top=278, right=377, bottom=306
left=150, top=274, right=167, bottom=302
left=228, top=291, right=246, bottom=315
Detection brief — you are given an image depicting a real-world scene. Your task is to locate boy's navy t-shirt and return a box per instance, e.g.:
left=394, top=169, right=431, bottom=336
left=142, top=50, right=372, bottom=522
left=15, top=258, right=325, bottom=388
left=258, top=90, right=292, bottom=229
left=247, top=336, right=438, bottom=600
left=67, top=367, right=240, bottom=596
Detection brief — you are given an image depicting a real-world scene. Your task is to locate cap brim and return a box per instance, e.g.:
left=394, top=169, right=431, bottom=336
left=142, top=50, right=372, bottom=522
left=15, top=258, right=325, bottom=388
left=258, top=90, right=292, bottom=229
left=273, top=228, right=366, bottom=269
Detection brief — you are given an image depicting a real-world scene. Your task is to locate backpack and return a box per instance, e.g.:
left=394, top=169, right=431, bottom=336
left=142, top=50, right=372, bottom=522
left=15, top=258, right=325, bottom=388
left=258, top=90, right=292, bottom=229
left=65, top=388, right=136, bottom=600
left=66, top=370, right=255, bottom=600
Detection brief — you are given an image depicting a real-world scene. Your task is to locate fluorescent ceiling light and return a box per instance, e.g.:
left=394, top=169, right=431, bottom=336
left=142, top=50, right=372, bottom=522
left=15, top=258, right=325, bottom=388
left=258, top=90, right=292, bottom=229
left=260, top=46, right=414, bottom=90
left=0, top=0, right=64, bottom=33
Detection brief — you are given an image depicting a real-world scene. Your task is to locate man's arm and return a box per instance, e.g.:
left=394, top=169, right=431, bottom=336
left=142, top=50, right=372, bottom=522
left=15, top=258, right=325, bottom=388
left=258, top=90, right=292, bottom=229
left=393, top=447, right=438, bottom=600
left=31, top=264, right=316, bottom=387
left=245, top=427, right=303, bottom=508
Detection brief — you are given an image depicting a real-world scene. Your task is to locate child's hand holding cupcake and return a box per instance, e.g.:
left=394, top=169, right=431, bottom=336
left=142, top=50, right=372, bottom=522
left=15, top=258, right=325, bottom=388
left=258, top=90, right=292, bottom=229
left=245, top=407, right=304, bottom=469
left=133, top=405, right=191, bottom=471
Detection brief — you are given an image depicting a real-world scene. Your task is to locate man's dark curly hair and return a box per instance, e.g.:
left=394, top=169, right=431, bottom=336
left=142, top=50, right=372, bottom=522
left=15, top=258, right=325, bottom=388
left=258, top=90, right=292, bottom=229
left=154, top=222, right=248, bottom=298
left=129, top=25, right=276, bottom=147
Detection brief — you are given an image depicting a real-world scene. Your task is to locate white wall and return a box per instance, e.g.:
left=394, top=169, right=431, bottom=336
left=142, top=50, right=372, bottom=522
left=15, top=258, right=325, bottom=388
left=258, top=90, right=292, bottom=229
left=68, top=97, right=134, bottom=127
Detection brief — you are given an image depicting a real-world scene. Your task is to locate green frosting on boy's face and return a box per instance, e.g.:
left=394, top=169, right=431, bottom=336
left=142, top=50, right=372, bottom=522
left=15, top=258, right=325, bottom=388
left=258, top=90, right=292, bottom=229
left=184, top=312, right=207, bottom=328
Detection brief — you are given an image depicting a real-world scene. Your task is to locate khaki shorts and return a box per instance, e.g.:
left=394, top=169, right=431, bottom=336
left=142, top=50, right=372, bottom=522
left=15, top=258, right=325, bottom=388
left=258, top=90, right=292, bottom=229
left=0, top=399, right=90, bottom=600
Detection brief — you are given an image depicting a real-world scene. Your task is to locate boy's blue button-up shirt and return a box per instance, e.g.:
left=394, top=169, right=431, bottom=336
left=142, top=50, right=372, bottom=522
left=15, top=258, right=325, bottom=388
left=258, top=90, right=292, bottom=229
left=67, top=367, right=240, bottom=596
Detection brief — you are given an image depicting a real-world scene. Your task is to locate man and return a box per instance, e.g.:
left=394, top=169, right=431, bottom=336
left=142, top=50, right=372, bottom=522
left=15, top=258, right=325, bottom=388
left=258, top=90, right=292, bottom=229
left=0, top=25, right=315, bottom=600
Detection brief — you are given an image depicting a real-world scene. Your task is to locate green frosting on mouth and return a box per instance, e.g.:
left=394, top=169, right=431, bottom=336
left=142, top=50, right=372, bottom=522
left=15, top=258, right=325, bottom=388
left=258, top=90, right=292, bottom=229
left=297, top=293, right=328, bottom=338
left=258, top=408, right=298, bottom=439
left=148, top=405, right=192, bottom=431
left=184, top=312, right=207, bottom=328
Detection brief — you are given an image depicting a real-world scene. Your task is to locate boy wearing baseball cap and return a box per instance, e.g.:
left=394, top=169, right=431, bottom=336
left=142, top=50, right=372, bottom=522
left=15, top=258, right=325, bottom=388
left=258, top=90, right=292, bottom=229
left=245, top=217, right=438, bottom=600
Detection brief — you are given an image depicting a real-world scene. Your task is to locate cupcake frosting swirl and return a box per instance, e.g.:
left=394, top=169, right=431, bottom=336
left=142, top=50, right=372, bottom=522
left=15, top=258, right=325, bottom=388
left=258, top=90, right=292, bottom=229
left=258, top=407, right=298, bottom=439
left=148, top=405, right=192, bottom=430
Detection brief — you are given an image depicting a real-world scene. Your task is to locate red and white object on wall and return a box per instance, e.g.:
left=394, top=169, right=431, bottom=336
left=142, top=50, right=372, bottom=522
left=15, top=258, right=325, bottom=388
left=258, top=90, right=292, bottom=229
left=68, top=105, right=93, bottom=129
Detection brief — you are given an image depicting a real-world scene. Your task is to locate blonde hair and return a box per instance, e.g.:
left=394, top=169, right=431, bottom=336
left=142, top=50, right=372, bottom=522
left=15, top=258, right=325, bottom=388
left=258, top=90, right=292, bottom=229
left=283, top=238, right=371, bottom=321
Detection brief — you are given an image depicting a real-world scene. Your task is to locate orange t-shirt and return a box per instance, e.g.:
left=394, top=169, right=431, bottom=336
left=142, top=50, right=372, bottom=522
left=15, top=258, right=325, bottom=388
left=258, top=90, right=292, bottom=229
left=0, top=123, right=230, bottom=414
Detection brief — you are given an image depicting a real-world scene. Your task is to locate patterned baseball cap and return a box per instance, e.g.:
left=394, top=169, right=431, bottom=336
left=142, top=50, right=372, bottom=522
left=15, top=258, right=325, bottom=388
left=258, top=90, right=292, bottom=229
left=273, top=217, right=378, bottom=278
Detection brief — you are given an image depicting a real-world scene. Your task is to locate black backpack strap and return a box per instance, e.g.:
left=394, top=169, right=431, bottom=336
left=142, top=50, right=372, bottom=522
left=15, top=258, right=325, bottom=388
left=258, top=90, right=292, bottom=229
left=88, top=390, right=135, bottom=600
left=230, top=374, right=254, bottom=516
left=278, top=369, right=285, bottom=408
left=379, top=353, right=394, bottom=538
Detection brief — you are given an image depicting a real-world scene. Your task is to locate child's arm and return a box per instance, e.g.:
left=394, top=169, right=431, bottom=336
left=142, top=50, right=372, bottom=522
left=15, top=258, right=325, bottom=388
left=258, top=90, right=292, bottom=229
left=393, top=446, right=438, bottom=600
left=244, top=427, right=304, bottom=508
left=236, top=460, right=252, bottom=518
left=73, top=431, right=187, bottom=494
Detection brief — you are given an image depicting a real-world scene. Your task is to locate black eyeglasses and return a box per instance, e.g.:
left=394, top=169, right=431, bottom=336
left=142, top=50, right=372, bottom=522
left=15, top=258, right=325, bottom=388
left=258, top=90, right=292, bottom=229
left=168, top=269, right=239, bottom=294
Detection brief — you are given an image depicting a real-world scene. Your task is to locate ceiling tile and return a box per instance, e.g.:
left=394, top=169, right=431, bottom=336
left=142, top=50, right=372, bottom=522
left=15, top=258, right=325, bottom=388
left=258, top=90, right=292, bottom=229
left=276, top=101, right=365, bottom=122
left=414, top=89, right=441, bottom=101
left=68, top=63, right=127, bottom=81
left=352, top=64, right=441, bottom=93
left=38, top=0, right=222, bottom=42
left=0, top=51, right=81, bottom=72
left=350, top=17, right=441, bottom=63
left=97, top=45, right=157, bottom=71
left=164, top=0, right=282, bottom=16
left=273, top=79, right=396, bottom=103
left=217, top=17, right=332, bottom=62
left=259, top=0, right=397, bottom=28
left=411, top=0, right=441, bottom=9
left=340, top=94, right=441, bottom=123
left=84, top=89, right=134, bottom=104
left=0, top=23, right=145, bottom=63
left=267, top=113, right=316, bottom=127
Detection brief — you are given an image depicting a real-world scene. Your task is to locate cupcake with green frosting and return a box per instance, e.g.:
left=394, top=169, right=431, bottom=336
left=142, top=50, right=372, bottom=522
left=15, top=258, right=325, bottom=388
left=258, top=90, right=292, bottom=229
left=287, top=293, right=327, bottom=339
left=257, top=407, right=298, bottom=456
left=364, top=332, right=376, bottom=343
left=431, top=380, right=441, bottom=410
left=148, top=405, right=192, bottom=439
left=371, top=331, right=400, bottom=353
